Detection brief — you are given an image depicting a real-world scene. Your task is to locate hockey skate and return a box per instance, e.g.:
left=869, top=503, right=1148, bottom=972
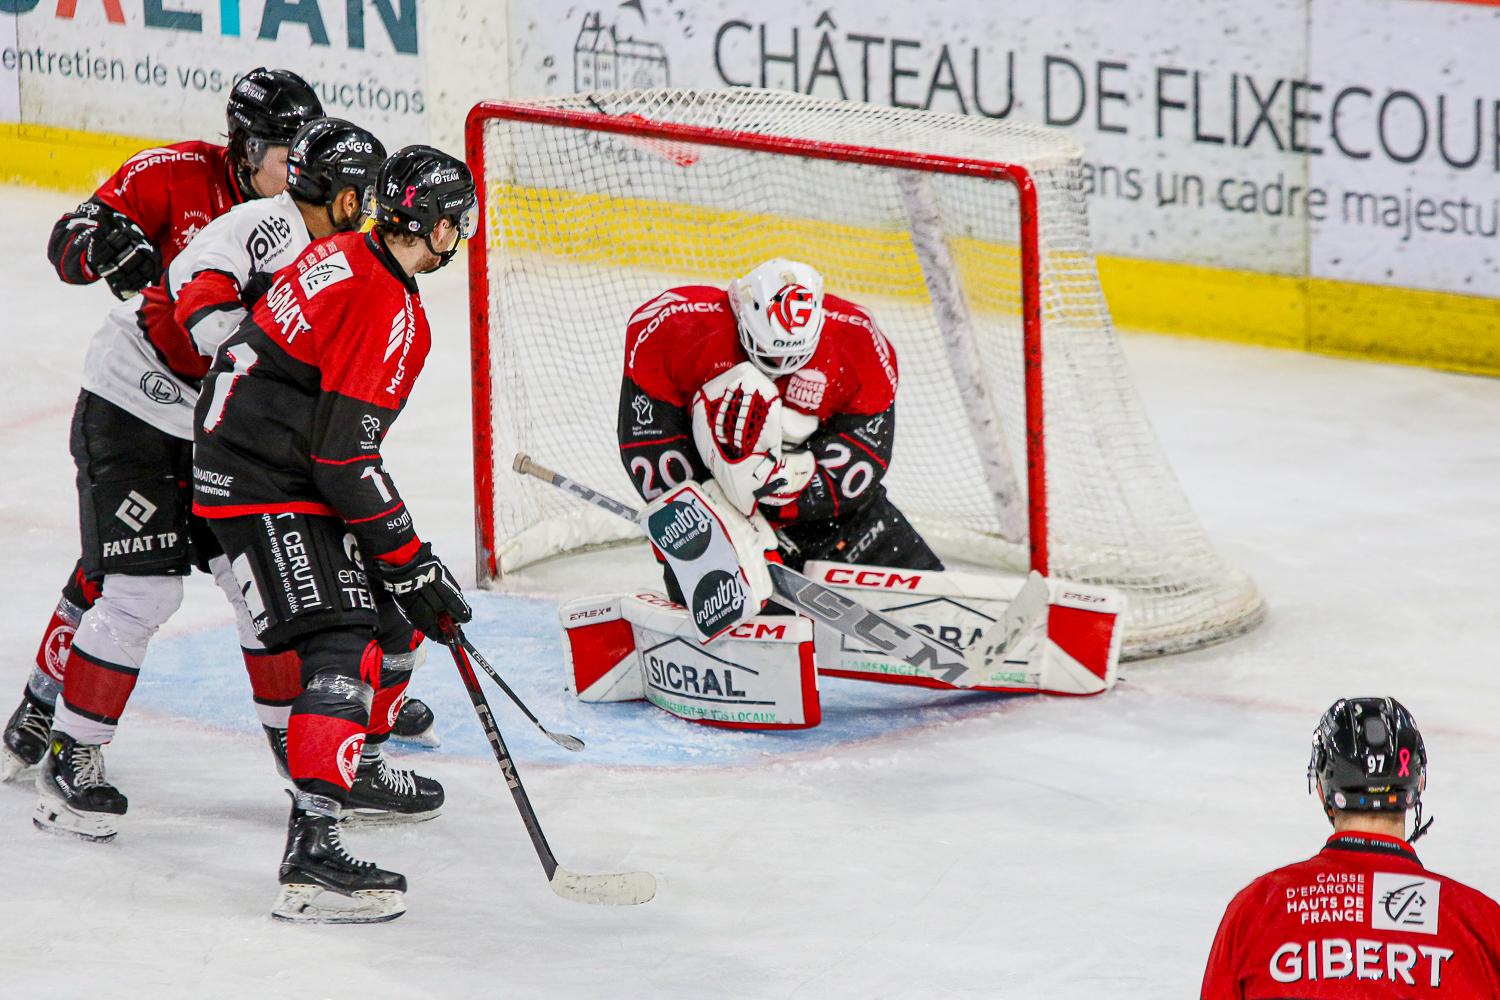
left=389, top=696, right=440, bottom=748
left=32, top=733, right=128, bottom=842
left=273, top=791, right=406, bottom=924
left=263, top=725, right=291, bottom=780
left=343, top=747, right=444, bottom=825
left=2, top=689, right=54, bottom=782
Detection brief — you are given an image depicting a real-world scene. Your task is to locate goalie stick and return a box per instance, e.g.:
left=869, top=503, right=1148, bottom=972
left=439, top=619, right=657, bottom=906
left=511, top=453, right=1012, bottom=688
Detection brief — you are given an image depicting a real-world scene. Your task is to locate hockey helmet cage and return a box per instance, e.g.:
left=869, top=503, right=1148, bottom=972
left=729, top=258, right=827, bottom=377
left=285, top=118, right=387, bottom=208
left=1309, top=696, right=1431, bottom=839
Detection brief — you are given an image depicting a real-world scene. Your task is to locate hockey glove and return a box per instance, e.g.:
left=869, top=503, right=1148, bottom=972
left=86, top=213, right=162, bottom=299
left=756, top=449, right=816, bottom=508
left=381, top=543, right=472, bottom=639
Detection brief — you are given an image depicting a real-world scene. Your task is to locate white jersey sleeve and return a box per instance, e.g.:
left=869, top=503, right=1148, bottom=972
left=168, top=191, right=312, bottom=358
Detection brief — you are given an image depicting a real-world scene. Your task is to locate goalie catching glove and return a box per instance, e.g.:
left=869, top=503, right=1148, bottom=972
left=381, top=543, right=472, bottom=638
left=691, top=361, right=812, bottom=515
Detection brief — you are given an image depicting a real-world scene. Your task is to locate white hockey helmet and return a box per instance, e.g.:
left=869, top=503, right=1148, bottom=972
left=728, top=258, right=826, bottom=377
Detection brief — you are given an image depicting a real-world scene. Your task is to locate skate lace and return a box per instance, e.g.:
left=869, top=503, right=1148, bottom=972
left=15, top=705, right=51, bottom=745
left=69, top=743, right=107, bottom=788
left=326, top=824, right=374, bottom=870
left=377, top=756, right=417, bottom=797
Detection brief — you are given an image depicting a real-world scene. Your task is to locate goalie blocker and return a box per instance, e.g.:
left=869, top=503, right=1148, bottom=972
left=561, top=564, right=1123, bottom=731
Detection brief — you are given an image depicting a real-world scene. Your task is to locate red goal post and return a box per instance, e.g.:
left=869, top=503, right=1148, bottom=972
left=463, top=89, right=1264, bottom=658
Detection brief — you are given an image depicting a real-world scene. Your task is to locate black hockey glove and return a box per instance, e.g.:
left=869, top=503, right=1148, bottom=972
left=381, top=543, right=472, bottom=639
left=85, top=213, right=162, bottom=299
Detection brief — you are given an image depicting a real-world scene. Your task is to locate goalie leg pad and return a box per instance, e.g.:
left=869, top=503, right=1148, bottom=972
left=560, top=592, right=820, bottom=729
left=640, top=480, right=777, bottom=641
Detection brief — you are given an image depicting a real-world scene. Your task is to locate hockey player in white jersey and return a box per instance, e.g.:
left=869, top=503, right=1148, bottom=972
left=28, top=119, right=437, bottom=842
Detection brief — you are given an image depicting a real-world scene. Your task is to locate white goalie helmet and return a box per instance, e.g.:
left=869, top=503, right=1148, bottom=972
left=727, top=258, right=827, bottom=377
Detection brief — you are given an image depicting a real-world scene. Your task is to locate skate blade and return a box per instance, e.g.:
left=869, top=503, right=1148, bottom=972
left=32, top=796, right=119, bottom=843
left=1, top=747, right=39, bottom=783
left=340, top=805, right=442, bottom=828
left=387, top=726, right=441, bottom=749
left=272, top=883, right=405, bottom=924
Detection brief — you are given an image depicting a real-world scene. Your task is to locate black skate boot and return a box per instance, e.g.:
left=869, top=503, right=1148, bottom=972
left=273, top=791, right=406, bottom=923
left=2, top=688, right=54, bottom=781
left=389, top=696, right=440, bottom=747
left=32, top=732, right=128, bottom=842
left=263, top=725, right=291, bottom=780
left=344, top=745, right=444, bottom=824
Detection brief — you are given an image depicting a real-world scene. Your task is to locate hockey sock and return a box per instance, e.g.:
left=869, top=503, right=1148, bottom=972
left=243, top=647, right=302, bottom=730
left=287, top=630, right=381, bottom=796
left=52, top=574, right=181, bottom=745
left=29, top=563, right=103, bottom=704
left=366, top=659, right=414, bottom=740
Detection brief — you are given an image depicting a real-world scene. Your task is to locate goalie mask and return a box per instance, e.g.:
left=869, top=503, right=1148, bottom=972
left=1308, top=696, right=1431, bottom=842
left=728, top=259, right=826, bottom=377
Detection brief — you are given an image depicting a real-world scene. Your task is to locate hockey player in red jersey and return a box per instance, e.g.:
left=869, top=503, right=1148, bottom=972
left=24, top=118, right=401, bottom=845
left=3, top=68, right=322, bottom=782
left=618, top=258, right=941, bottom=601
left=193, top=146, right=477, bottom=922
left=1201, top=697, right=1500, bottom=998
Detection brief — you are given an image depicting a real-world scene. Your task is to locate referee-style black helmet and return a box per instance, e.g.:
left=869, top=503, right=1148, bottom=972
left=1308, top=696, right=1431, bottom=840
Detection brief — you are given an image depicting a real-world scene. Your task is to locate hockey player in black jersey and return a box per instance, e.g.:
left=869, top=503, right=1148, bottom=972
left=194, top=146, right=478, bottom=922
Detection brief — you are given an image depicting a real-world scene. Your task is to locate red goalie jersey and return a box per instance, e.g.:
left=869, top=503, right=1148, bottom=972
left=618, top=284, right=899, bottom=525
left=1201, top=831, right=1500, bottom=998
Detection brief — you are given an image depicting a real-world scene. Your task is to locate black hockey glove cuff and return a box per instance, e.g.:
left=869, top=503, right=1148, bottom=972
left=381, top=543, right=472, bottom=639
left=86, top=213, right=162, bottom=299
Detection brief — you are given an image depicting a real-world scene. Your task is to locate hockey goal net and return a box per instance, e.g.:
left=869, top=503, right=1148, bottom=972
left=466, top=89, right=1264, bottom=658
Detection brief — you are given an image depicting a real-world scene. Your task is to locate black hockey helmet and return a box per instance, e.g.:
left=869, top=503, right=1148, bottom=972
left=225, top=68, right=322, bottom=194
left=286, top=118, right=386, bottom=208
left=368, top=145, right=478, bottom=267
left=226, top=68, right=323, bottom=146
left=1308, top=696, right=1431, bottom=840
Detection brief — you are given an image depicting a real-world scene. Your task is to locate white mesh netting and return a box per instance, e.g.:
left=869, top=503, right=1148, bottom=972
left=471, top=88, right=1264, bottom=658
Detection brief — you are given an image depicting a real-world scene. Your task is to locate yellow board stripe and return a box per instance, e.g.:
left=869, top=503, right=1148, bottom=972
left=5, top=122, right=1497, bottom=376
left=1098, top=254, right=1500, bottom=376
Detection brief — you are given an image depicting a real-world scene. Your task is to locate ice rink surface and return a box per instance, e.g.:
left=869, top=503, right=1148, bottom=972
left=1, top=184, right=1497, bottom=998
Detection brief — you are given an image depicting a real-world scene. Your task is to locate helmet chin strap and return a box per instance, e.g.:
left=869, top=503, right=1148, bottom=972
left=422, top=230, right=459, bottom=270
left=1408, top=802, right=1433, bottom=844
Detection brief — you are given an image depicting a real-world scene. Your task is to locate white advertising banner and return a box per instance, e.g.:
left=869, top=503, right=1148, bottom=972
left=2, top=1, right=429, bottom=148
left=0, top=12, right=18, bottom=122
left=1309, top=0, right=1500, bottom=293
left=507, top=0, right=1499, bottom=297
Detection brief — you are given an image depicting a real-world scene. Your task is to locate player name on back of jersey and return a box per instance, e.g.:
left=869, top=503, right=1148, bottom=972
left=1268, top=938, right=1453, bottom=989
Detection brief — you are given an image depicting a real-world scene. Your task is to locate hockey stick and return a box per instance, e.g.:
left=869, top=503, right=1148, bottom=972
left=511, top=453, right=988, bottom=687
left=439, top=619, right=657, bottom=905
left=456, top=633, right=585, bottom=752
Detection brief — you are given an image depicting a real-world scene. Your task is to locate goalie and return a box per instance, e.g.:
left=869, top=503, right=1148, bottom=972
left=618, top=258, right=942, bottom=604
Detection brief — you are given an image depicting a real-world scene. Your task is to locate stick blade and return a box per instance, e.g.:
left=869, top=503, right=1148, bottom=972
left=550, top=866, right=657, bottom=906
left=547, top=731, right=586, bottom=752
